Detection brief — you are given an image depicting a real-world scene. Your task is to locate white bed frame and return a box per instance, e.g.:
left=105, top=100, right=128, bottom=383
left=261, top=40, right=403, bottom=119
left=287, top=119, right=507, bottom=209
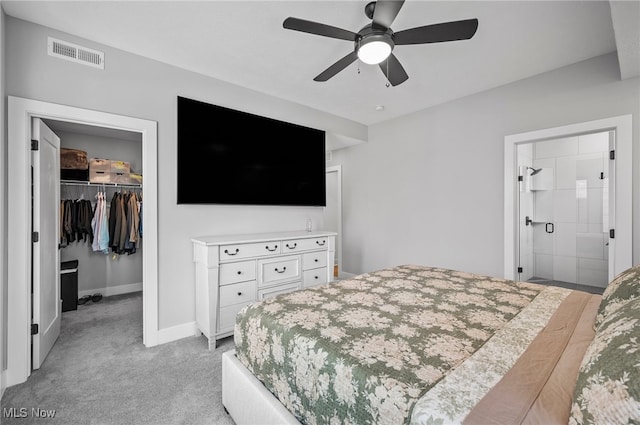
left=222, top=350, right=301, bottom=425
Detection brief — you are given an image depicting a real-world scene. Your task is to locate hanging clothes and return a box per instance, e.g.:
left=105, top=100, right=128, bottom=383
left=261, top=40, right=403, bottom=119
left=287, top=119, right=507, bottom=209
left=77, top=199, right=94, bottom=243
left=60, top=186, right=142, bottom=256
left=60, top=199, right=94, bottom=247
left=104, top=190, right=143, bottom=255
left=91, top=192, right=109, bottom=254
left=98, top=194, right=110, bottom=253
left=128, top=193, right=140, bottom=246
left=138, top=202, right=143, bottom=238
left=117, top=192, right=128, bottom=253
left=109, top=191, right=121, bottom=254
left=124, top=192, right=141, bottom=254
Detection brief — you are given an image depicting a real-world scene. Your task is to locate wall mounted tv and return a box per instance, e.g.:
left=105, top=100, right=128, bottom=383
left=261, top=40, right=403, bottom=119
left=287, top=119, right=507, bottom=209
left=177, top=96, right=326, bottom=206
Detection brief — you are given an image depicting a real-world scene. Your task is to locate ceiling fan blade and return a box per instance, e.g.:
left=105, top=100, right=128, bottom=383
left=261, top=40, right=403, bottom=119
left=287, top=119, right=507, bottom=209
left=379, top=53, right=408, bottom=86
left=394, top=19, right=479, bottom=45
left=283, top=17, right=358, bottom=41
left=314, top=51, right=359, bottom=82
left=372, top=0, right=405, bottom=30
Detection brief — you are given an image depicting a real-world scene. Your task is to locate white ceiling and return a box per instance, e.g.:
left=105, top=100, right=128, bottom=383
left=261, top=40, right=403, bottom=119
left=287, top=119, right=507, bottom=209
left=43, top=118, right=142, bottom=142
left=2, top=1, right=623, bottom=126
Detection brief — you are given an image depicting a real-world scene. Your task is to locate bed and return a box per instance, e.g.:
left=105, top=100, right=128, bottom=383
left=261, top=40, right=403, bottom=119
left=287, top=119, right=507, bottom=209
left=222, top=264, right=640, bottom=424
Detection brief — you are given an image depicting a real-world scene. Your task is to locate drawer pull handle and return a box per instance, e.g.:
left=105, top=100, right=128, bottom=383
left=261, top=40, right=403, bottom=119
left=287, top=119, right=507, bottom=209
left=286, top=243, right=297, bottom=250
left=265, top=245, right=278, bottom=252
left=314, top=259, right=319, bottom=262
left=237, top=292, right=242, bottom=296
left=237, top=271, right=242, bottom=275
left=275, top=267, right=287, bottom=274
left=314, top=276, right=319, bottom=280
left=316, top=240, right=326, bottom=246
left=224, top=248, right=239, bottom=256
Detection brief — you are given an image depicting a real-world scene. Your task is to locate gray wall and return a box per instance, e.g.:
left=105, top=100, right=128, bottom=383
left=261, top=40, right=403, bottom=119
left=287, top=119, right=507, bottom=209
left=57, top=130, right=143, bottom=294
left=4, top=16, right=367, bottom=330
left=330, top=52, right=639, bottom=277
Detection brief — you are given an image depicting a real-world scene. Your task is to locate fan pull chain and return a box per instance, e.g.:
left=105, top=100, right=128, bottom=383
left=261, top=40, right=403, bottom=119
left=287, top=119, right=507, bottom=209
left=386, top=59, right=390, bottom=88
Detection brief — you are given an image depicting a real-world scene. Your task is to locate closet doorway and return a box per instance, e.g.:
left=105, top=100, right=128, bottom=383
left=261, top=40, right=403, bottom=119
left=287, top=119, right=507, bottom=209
left=7, top=96, right=158, bottom=387
left=52, top=120, right=144, bottom=314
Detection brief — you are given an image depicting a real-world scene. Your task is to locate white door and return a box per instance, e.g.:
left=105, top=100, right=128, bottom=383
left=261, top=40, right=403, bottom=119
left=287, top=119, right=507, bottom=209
left=324, top=166, right=342, bottom=275
left=32, top=118, right=61, bottom=369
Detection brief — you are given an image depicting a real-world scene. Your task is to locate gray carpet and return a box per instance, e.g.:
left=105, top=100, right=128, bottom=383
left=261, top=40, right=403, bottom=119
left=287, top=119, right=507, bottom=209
left=1, top=292, right=235, bottom=425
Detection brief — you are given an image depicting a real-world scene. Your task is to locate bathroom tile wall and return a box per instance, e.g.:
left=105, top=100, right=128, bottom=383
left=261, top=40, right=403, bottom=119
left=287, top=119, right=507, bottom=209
left=531, top=131, right=610, bottom=287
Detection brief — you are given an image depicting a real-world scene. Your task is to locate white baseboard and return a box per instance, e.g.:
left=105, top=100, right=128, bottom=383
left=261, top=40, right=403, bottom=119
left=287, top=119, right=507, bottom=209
left=78, top=282, right=142, bottom=298
left=339, top=271, right=357, bottom=279
left=156, top=321, right=199, bottom=345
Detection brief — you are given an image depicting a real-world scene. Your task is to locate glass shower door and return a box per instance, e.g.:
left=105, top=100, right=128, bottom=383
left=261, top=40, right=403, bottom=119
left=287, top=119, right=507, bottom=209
left=575, top=156, right=609, bottom=287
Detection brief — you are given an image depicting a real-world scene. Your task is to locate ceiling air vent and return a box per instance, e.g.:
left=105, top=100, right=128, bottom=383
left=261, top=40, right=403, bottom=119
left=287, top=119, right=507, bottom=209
left=47, top=37, right=104, bottom=70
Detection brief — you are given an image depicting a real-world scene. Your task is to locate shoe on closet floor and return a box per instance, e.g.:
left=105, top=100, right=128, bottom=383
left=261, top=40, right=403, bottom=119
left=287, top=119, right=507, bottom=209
left=78, top=295, right=91, bottom=305
left=91, top=293, right=103, bottom=302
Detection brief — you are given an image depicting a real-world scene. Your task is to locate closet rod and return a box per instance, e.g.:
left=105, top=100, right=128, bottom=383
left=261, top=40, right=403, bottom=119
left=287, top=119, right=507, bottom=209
left=60, top=179, right=142, bottom=189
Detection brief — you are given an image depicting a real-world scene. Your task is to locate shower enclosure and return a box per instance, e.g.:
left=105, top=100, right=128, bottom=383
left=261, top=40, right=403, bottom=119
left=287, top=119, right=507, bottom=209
left=516, top=131, right=612, bottom=290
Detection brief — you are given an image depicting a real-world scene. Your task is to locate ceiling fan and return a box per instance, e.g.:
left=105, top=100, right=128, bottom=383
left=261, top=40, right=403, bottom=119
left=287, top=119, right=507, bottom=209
left=283, top=0, right=479, bottom=87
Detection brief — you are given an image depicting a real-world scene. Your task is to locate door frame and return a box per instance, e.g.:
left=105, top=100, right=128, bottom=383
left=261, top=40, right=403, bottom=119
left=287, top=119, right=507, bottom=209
left=503, top=114, right=632, bottom=281
left=6, top=96, right=159, bottom=386
left=325, top=165, right=343, bottom=276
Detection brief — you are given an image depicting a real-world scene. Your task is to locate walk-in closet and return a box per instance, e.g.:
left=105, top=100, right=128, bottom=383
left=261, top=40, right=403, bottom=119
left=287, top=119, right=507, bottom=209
left=46, top=118, right=143, bottom=322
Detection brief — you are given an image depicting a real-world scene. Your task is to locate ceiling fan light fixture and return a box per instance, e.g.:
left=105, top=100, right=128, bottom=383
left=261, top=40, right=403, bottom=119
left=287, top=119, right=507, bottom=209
left=283, top=0, right=478, bottom=87
left=357, top=36, right=393, bottom=65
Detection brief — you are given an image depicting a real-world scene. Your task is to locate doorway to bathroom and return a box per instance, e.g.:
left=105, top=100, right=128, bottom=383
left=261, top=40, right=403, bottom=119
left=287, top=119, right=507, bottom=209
left=503, top=114, right=632, bottom=290
left=516, top=131, right=612, bottom=292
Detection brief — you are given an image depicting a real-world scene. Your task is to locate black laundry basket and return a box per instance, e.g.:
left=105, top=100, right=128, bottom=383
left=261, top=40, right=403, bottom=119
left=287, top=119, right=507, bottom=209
left=61, top=260, right=79, bottom=312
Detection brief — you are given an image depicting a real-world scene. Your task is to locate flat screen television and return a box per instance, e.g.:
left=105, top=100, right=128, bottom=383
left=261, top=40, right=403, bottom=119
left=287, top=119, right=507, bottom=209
left=177, top=96, right=326, bottom=206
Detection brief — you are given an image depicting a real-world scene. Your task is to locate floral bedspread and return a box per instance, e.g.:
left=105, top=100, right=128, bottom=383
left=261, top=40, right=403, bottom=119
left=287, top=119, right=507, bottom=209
left=234, top=265, right=545, bottom=425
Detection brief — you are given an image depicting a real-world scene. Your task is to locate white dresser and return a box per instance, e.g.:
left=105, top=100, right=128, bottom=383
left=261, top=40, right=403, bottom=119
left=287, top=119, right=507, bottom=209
left=192, top=230, right=336, bottom=349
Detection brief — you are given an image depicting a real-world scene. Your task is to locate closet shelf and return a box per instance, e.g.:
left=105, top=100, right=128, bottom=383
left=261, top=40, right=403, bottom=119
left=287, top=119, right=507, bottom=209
left=61, top=179, right=142, bottom=189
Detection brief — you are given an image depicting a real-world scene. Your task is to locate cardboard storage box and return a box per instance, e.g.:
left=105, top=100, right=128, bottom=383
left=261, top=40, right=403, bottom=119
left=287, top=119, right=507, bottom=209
left=89, top=158, right=111, bottom=172
left=89, top=159, right=138, bottom=184
left=89, top=159, right=112, bottom=183
left=116, top=173, right=142, bottom=185
left=113, top=172, right=130, bottom=184
left=111, top=160, right=130, bottom=174
left=89, top=169, right=112, bottom=183
left=128, top=173, right=143, bottom=185
left=60, top=148, right=89, bottom=181
left=60, top=148, right=88, bottom=170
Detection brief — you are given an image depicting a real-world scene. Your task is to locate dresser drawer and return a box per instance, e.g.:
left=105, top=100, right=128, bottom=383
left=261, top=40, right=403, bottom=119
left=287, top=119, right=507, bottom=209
left=219, top=260, right=256, bottom=285
left=219, top=280, right=256, bottom=308
left=258, top=255, right=301, bottom=288
left=303, top=268, right=328, bottom=288
left=220, top=241, right=281, bottom=261
left=258, top=282, right=301, bottom=301
left=282, top=237, right=330, bottom=253
left=302, top=251, right=327, bottom=270
left=218, top=301, right=253, bottom=332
